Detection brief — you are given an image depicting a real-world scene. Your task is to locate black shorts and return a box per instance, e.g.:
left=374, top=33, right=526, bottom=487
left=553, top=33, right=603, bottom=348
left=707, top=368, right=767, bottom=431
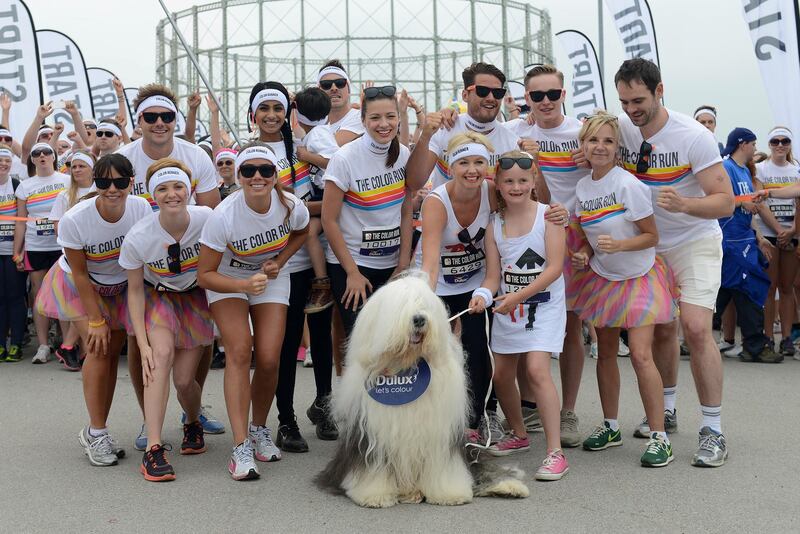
left=764, top=236, right=799, bottom=248
left=26, top=250, right=61, bottom=272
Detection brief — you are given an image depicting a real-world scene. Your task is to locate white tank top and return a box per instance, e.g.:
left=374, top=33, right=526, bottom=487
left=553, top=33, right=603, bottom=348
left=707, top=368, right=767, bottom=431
left=425, top=181, right=491, bottom=296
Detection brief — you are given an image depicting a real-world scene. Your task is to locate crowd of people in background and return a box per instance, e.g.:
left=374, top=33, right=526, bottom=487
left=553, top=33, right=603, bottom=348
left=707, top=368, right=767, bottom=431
left=1, top=55, right=795, bottom=484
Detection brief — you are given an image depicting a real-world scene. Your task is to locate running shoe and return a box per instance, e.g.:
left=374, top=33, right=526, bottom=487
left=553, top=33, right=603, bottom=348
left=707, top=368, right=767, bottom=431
left=722, top=344, right=743, bottom=358
left=134, top=424, right=147, bottom=451
left=617, top=338, right=630, bottom=357
left=229, top=441, right=260, bottom=480
left=583, top=422, right=622, bottom=451
left=560, top=410, right=582, bottom=448
left=180, top=420, right=206, bottom=455
left=0, top=346, right=4, bottom=360
left=276, top=420, right=309, bottom=453
left=488, top=433, right=530, bottom=456
left=306, top=397, right=326, bottom=425
left=501, top=406, right=543, bottom=433
left=589, top=342, right=598, bottom=359
left=210, top=347, right=225, bottom=369
left=4, top=345, right=21, bottom=362
left=249, top=426, right=281, bottom=462
left=316, top=414, right=339, bottom=441
left=465, top=429, right=483, bottom=445
left=55, top=345, right=80, bottom=372
left=485, top=410, right=506, bottom=444
left=140, top=444, right=176, bottom=482
left=303, top=348, right=314, bottom=368
left=535, top=449, right=569, bottom=481
left=78, top=427, right=118, bottom=467
left=741, top=345, right=783, bottom=363
left=107, top=435, right=126, bottom=459
left=32, top=344, right=50, bottom=364
left=640, top=434, right=674, bottom=467
left=717, top=339, right=736, bottom=353
left=305, top=277, right=334, bottom=314
left=182, top=405, right=226, bottom=434
left=634, top=409, right=677, bottom=438
left=691, top=427, right=728, bottom=467
left=633, top=416, right=651, bottom=438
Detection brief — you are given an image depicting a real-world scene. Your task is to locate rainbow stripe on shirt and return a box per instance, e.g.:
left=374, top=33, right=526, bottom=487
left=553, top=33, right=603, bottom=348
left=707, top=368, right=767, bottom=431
left=0, top=197, right=16, bottom=216
left=148, top=256, right=199, bottom=277
left=579, top=203, right=627, bottom=227
left=86, top=247, right=121, bottom=264
left=538, top=151, right=578, bottom=174
left=278, top=161, right=312, bottom=190
left=228, top=232, right=289, bottom=258
left=344, top=180, right=405, bottom=211
left=26, top=187, right=64, bottom=210
left=623, top=162, right=691, bottom=187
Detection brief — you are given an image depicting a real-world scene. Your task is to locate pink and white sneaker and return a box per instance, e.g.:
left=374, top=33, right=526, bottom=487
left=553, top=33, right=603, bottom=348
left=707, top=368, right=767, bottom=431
left=228, top=441, right=260, bottom=481
left=465, top=429, right=482, bottom=445
left=535, top=449, right=569, bottom=481
left=488, top=433, right=530, bottom=456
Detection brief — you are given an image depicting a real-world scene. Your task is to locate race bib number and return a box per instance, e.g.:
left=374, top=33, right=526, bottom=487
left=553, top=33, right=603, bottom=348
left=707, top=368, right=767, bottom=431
left=35, top=219, right=55, bottom=236
left=366, top=358, right=431, bottom=406
left=769, top=203, right=794, bottom=223
left=441, top=249, right=485, bottom=285
left=0, top=222, right=13, bottom=242
left=360, top=225, right=400, bottom=257
left=503, top=270, right=550, bottom=304
left=229, top=258, right=262, bottom=271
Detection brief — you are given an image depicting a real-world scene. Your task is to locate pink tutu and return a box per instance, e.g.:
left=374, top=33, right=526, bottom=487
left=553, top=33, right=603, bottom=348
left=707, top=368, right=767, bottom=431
left=143, top=286, right=213, bottom=349
left=35, top=263, right=129, bottom=331
left=571, top=255, right=680, bottom=329
left=563, top=217, right=589, bottom=312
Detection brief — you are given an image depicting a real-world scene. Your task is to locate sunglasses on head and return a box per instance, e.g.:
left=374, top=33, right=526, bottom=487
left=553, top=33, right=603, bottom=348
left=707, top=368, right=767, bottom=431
left=84, top=124, right=97, bottom=130
left=498, top=157, right=533, bottom=170
left=636, top=140, right=653, bottom=174
left=467, top=85, right=507, bottom=100
left=94, top=176, right=131, bottom=190
left=167, top=243, right=182, bottom=275
left=0, top=136, right=12, bottom=143
left=319, top=78, right=348, bottom=91
left=141, top=111, right=176, bottom=124
left=529, top=89, right=563, bottom=103
left=457, top=227, right=486, bottom=254
left=31, top=148, right=54, bottom=158
left=239, top=163, right=276, bottom=179
left=770, top=138, right=791, bottom=146
left=364, top=86, right=397, bottom=99
left=217, top=159, right=234, bottom=167
left=96, top=131, right=117, bottom=138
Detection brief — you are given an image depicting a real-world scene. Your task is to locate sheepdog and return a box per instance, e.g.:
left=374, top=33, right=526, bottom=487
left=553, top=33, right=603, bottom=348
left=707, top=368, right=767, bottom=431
left=317, top=271, right=529, bottom=508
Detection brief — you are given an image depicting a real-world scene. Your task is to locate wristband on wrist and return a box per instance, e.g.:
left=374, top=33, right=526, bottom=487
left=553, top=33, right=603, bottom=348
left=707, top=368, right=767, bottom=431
left=88, top=317, right=106, bottom=328
left=472, top=287, right=493, bottom=308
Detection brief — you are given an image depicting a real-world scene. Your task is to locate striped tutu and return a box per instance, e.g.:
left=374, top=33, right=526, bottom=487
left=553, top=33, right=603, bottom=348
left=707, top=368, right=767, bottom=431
left=563, top=217, right=589, bottom=312
left=144, top=286, right=213, bottom=349
left=571, top=255, right=680, bottom=329
left=35, top=263, right=129, bottom=331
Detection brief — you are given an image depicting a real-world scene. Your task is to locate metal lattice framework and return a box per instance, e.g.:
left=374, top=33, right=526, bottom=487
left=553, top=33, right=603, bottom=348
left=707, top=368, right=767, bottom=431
left=156, top=0, right=552, bottom=136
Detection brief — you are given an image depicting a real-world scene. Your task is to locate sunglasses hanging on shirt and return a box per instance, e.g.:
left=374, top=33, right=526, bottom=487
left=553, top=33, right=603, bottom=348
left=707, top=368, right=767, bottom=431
left=167, top=243, right=182, bottom=275
left=637, top=140, right=653, bottom=175
left=457, top=227, right=486, bottom=254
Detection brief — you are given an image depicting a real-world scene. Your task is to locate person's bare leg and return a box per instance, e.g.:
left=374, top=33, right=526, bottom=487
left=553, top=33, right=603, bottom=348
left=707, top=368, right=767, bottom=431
left=627, top=325, right=665, bottom=432
left=681, top=303, right=722, bottom=407
left=559, top=311, right=584, bottom=411
left=249, top=303, right=287, bottom=426
left=142, top=327, right=175, bottom=448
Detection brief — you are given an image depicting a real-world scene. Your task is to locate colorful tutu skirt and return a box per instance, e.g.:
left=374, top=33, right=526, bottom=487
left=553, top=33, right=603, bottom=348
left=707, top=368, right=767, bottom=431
left=571, top=255, right=679, bottom=329
left=143, top=285, right=213, bottom=349
left=35, top=263, right=129, bottom=331
left=563, top=217, right=590, bottom=312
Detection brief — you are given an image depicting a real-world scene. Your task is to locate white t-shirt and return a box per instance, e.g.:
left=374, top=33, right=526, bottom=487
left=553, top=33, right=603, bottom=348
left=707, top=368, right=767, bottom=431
left=0, top=178, right=17, bottom=255
left=57, top=195, right=151, bottom=288
left=200, top=188, right=309, bottom=280
left=15, top=172, right=70, bottom=251
left=501, top=117, right=527, bottom=137
left=755, top=159, right=800, bottom=237
left=513, top=116, right=590, bottom=210
left=9, top=157, right=28, bottom=181
left=576, top=166, right=655, bottom=281
left=265, top=140, right=313, bottom=202
left=427, top=114, right=520, bottom=188
left=116, top=138, right=218, bottom=211
left=618, top=109, right=723, bottom=251
left=119, top=205, right=212, bottom=292
left=324, top=133, right=409, bottom=269
left=298, top=126, right=339, bottom=189
left=49, top=184, right=96, bottom=221
left=327, top=108, right=365, bottom=136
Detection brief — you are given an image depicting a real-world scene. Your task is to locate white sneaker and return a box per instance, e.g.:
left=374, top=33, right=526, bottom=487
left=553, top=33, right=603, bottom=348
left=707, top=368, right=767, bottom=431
left=228, top=441, right=260, bottom=480
left=589, top=342, right=598, bottom=359
left=617, top=338, right=630, bottom=357
left=249, top=426, right=281, bottom=462
left=32, top=344, right=50, bottom=364
left=303, top=348, right=313, bottom=368
left=78, top=427, right=118, bottom=467
left=722, top=344, right=743, bottom=358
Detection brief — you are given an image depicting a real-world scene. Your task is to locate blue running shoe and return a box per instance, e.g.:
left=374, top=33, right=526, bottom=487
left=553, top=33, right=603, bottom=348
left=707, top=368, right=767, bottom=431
left=182, top=405, right=226, bottom=434
left=134, top=423, right=147, bottom=451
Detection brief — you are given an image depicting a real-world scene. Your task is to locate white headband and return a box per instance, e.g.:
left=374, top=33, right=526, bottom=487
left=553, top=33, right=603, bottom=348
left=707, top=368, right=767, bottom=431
left=84, top=119, right=97, bottom=127
left=317, top=66, right=350, bottom=84
left=694, top=107, right=716, bottom=120
left=235, top=145, right=277, bottom=175
left=38, top=127, right=54, bottom=136
left=251, top=89, right=288, bottom=114
left=449, top=143, right=491, bottom=165
left=0, top=148, right=12, bottom=159
left=148, top=167, right=191, bottom=195
left=769, top=127, right=793, bottom=142
left=69, top=152, right=94, bottom=168
left=215, top=149, right=236, bottom=164
left=296, top=111, right=327, bottom=127
left=31, top=142, right=54, bottom=155
left=0, top=128, right=11, bottom=138
left=96, top=123, right=122, bottom=136
left=136, top=95, right=178, bottom=115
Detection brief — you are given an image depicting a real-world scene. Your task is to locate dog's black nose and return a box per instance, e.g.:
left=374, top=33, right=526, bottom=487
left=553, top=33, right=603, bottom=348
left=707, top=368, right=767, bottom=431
left=412, top=314, right=426, bottom=328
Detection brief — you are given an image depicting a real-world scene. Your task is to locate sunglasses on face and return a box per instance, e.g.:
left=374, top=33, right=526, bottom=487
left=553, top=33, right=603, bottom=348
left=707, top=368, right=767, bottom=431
left=770, top=138, right=791, bottom=146
left=0, top=136, right=12, bottom=143
left=31, top=148, right=54, bottom=158
left=239, top=164, right=276, bottom=179
left=217, top=159, right=234, bottom=167
left=468, top=85, right=507, bottom=99
left=94, top=177, right=131, bottom=190
left=457, top=227, right=486, bottom=254
left=141, top=111, right=176, bottom=124
left=319, top=78, right=348, bottom=91
left=529, top=89, right=563, bottom=103
left=96, top=131, right=117, bottom=138
left=636, top=140, right=653, bottom=174
left=498, top=157, right=533, bottom=170
left=364, top=86, right=397, bottom=99
left=167, top=243, right=182, bottom=275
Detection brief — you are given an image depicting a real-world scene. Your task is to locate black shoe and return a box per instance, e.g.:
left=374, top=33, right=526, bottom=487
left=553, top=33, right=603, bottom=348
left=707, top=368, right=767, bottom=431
left=55, top=345, right=81, bottom=372
left=180, top=420, right=207, bottom=455
left=306, top=398, right=326, bottom=425
left=211, top=347, right=226, bottom=369
left=276, top=421, right=309, bottom=453
left=316, top=415, right=339, bottom=441
left=140, top=444, right=176, bottom=482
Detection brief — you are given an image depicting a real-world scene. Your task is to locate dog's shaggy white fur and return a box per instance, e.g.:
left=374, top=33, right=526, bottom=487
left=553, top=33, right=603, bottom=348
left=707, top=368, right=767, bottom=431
left=317, top=272, right=528, bottom=508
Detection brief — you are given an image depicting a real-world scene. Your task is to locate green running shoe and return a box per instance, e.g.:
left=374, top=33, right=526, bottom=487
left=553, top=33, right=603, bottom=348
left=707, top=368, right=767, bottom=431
left=583, top=421, right=622, bottom=451
left=641, top=434, right=674, bottom=467
left=4, top=345, right=21, bottom=362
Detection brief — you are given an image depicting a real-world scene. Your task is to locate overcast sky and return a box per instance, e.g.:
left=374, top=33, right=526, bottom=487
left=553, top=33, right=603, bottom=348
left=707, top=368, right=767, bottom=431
left=25, top=0, right=775, bottom=145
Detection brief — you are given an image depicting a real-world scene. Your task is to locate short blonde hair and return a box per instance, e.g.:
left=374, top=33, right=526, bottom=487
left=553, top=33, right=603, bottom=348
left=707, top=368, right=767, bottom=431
left=446, top=131, right=495, bottom=156
left=578, top=110, right=620, bottom=145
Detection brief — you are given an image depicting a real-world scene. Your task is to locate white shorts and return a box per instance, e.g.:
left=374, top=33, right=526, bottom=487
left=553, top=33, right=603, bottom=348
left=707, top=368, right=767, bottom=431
left=205, top=271, right=291, bottom=307
left=659, top=234, right=722, bottom=311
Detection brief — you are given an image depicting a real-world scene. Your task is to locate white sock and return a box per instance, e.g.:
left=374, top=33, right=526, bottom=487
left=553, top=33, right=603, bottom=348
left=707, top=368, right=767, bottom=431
left=663, top=386, right=677, bottom=413
left=249, top=423, right=264, bottom=433
left=604, top=418, right=619, bottom=431
left=652, top=431, right=669, bottom=443
left=88, top=427, right=107, bottom=438
left=701, top=405, right=722, bottom=433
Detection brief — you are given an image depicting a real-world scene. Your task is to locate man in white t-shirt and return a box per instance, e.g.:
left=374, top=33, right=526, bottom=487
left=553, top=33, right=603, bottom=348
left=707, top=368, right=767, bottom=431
left=317, top=60, right=365, bottom=146
left=608, top=59, right=734, bottom=468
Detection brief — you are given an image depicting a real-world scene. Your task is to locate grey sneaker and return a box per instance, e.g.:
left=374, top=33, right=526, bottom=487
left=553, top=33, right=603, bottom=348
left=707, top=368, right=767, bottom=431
left=485, top=410, right=506, bottom=444
left=78, top=427, right=119, bottom=467
left=560, top=410, right=581, bottom=448
left=691, top=426, right=728, bottom=467
left=249, top=426, right=281, bottom=462
left=633, top=416, right=651, bottom=438
left=634, top=410, right=677, bottom=438
left=501, top=406, right=543, bottom=433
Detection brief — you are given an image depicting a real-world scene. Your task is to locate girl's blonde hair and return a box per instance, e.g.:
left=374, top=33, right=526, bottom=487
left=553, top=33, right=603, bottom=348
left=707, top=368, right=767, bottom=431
left=768, top=125, right=796, bottom=165
left=494, top=149, right=540, bottom=215
left=67, top=149, right=96, bottom=209
left=445, top=131, right=495, bottom=157
left=577, top=110, right=621, bottom=145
